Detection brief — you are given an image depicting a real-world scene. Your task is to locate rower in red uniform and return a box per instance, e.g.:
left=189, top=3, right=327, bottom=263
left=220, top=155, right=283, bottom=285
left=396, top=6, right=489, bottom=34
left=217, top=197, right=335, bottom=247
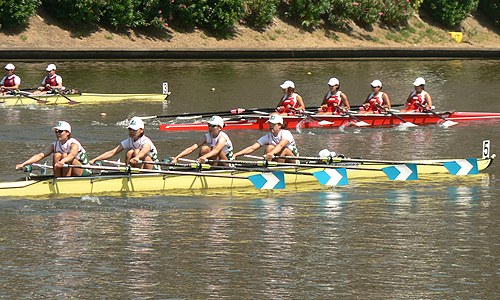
left=274, top=80, right=305, bottom=116
left=359, top=79, right=391, bottom=114
left=0, top=63, right=21, bottom=95
left=31, top=64, right=63, bottom=95
left=400, top=77, right=433, bottom=112
left=317, top=77, right=350, bottom=115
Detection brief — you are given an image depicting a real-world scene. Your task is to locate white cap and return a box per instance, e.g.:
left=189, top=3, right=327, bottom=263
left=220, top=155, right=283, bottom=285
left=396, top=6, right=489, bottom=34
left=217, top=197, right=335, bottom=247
left=280, top=80, right=295, bottom=89
left=53, top=121, right=71, bottom=133
left=207, top=115, right=224, bottom=128
left=46, top=64, right=56, bottom=71
left=370, top=80, right=382, bottom=87
left=127, top=117, right=144, bottom=130
left=267, top=114, right=284, bottom=124
left=413, top=77, right=426, bottom=86
left=327, top=77, right=340, bottom=86
left=318, top=149, right=336, bottom=158
left=4, top=63, right=15, bottom=70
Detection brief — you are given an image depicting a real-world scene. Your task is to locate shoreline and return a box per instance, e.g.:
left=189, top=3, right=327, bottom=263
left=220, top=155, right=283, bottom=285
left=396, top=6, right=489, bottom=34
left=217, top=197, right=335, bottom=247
left=2, top=47, right=500, bottom=60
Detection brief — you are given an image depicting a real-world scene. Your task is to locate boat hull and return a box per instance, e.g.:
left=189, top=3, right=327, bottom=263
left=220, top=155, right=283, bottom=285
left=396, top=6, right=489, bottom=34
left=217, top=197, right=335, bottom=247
left=0, top=93, right=167, bottom=106
left=159, top=111, right=500, bottom=131
left=0, top=158, right=493, bottom=198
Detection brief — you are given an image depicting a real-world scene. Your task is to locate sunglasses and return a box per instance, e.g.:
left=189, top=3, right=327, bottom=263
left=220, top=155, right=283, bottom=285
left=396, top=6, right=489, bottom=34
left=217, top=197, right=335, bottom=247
left=55, top=130, right=66, bottom=134
left=208, top=124, right=218, bottom=128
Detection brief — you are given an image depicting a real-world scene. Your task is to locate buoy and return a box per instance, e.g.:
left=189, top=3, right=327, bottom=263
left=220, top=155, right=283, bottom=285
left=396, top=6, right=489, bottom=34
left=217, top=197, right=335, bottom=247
left=307, top=72, right=312, bottom=75
left=211, top=88, right=215, bottom=91
left=100, top=112, right=107, bottom=116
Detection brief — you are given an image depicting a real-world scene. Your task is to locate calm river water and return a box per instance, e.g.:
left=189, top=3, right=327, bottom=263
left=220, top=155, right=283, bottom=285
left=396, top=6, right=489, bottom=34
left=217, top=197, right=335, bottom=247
left=0, top=59, right=499, bottom=298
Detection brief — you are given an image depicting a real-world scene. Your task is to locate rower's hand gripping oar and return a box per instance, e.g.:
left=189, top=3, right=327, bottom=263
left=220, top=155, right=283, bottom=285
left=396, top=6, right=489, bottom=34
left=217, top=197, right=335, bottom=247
left=416, top=103, right=458, bottom=127
left=290, top=108, right=334, bottom=126
left=333, top=104, right=370, bottom=126
left=375, top=103, right=417, bottom=127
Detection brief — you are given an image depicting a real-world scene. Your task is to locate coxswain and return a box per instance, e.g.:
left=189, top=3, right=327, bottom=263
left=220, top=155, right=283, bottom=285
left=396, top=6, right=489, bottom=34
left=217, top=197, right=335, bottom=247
left=317, top=77, right=350, bottom=115
left=400, top=77, right=433, bottom=112
left=233, top=114, right=299, bottom=163
left=31, top=63, right=63, bottom=95
left=15, top=121, right=91, bottom=177
left=359, top=80, right=391, bottom=114
left=172, top=115, right=234, bottom=166
left=89, top=117, right=159, bottom=169
left=0, top=63, right=21, bottom=95
left=274, top=80, right=305, bottom=116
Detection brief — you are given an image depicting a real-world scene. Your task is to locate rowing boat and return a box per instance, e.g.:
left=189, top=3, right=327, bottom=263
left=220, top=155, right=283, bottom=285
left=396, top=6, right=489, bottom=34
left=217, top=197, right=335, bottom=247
left=159, top=111, right=500, bottom=131
left=0, top=82, right=171, bottom=106
left=0, top=156, right=493, bottom=199
left=0, top=92, right=168, bottom=106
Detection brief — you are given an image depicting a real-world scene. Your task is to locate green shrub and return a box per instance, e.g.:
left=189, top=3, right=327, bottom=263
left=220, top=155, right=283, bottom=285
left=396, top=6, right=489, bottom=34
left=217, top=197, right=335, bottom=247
left=324, top=0, right=350, bottom=29
left=0, top=0, right=41, bottom=28
left=287, top=0, right=328, bottom=28
left=380, top=0, right=413, bottom=26
left=424, top=0, right=479, bottom=27
left=479, top=1, right=500, bottom=27
left=171, top=0, right=243, bottom=30
left=243, top=0, right=278, bottom=27
left=42, top=0, right=103, bottom=26
left=101, top=0, right=144, bottom=28
left=139, top=0, right=171, bottom=29
left=346, top=0, right=383, bottom=26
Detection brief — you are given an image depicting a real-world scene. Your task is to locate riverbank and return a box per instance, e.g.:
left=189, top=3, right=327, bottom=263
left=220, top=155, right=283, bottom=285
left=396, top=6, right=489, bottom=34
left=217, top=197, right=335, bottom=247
left=1, top=9, right=500, bottom=59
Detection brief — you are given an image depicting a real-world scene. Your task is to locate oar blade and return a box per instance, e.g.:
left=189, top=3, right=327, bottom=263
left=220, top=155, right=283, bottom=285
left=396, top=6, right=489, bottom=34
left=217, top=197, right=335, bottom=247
left=313, top=168, right=348, bottom=186
left=382, top=164, right=418, bottom=180
left=440, top=120, right=458, bottom=127
left=248, top=171, right=285, bottom=189
left=443, top=158, right=479, bottom=175
left=37, top=99, right=49, bottom=104
left=355, top=121, right=371, bottom=127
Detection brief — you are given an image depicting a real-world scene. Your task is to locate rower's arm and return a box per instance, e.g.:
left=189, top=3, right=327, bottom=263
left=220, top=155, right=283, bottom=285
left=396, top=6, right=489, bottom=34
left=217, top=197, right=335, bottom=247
left=424, top=93, right=433, bottom=107
left=54, top=144, right=79, bottom=167
left=234, top=142, right=261, bottom=159
left=341, top=92, right=350, bottom=110
left=89, top=145, right=123, bottom=164
left=172, top=136, right=206, bottom=163
left=15, top=145, right=54, bottom=169
left=382, top=93, right=391, bottom=108
left=130, top=144, right=151, bottom=164
left=295, top=94, right=305, bottom=110
left=266, top=139, right=288, bottom=159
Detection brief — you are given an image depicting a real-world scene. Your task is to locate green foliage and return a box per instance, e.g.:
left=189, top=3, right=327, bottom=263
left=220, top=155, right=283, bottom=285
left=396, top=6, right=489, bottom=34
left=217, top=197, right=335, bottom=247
left=287, top=0, right=328, bottom=28
left=171, top=0, right=243, bottom=30
left=346, top=0, right=383, bottom=25
left=243, top=0, right=278, bottom=27
left=42, top=0, right=104, bottom=26
left=424, top=0, right=479, bottom=27
left=411, top=0, right=424, bottom=12
left=479, top=1, right=500, bottom=27
left=101, top=0, right=143, bottom=28
left=324, top=0, right=350, bottom=29
left=380, top=0, right=413, bottom=26
left=0, top=0, right=41, bottom=27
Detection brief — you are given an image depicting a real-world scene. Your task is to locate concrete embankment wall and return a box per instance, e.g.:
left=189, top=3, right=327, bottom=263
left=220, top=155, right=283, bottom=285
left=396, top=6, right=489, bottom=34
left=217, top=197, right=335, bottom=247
left=1, top=47, right=500, bottom=60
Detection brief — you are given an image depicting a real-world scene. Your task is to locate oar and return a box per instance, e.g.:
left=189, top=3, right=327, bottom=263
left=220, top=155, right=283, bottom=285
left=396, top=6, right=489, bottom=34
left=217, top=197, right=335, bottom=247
left=290, top=108, right=334, bottom=126
left=350, top=103, right=404, bottom=111
left=416, top=103, right=458, bottom=127
left=209, top=158, right=418, bottom=181
left=50, top=88, right=79, bottom=105
left=276, top=155, right=479, bottom=176
left=333, top=104, right=370, bottom=126
left=375, top=103, right=417, bottom=127
left=65, top=163, right=286, bottom=190
left=18, top=91, right=50, bottom=104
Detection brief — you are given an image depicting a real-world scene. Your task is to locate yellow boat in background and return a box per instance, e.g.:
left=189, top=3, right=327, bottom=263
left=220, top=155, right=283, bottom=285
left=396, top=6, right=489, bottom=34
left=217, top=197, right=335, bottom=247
left=0, top=92, right=168, bottom=106
left=0, top=156, right=493, bottom=199
left=0, top=82, right=170, bottom=106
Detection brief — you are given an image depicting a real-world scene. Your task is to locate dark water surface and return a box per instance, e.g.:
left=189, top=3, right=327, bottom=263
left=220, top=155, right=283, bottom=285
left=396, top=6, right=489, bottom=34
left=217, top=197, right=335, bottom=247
left=0, top=59, right=499, bottom=298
